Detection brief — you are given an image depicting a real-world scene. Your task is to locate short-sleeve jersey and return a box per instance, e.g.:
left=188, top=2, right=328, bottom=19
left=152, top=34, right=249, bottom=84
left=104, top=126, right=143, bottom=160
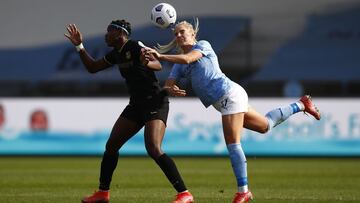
left=168, top=40, right=233, bottom=107
left=104, top=40, right=167, bottom=106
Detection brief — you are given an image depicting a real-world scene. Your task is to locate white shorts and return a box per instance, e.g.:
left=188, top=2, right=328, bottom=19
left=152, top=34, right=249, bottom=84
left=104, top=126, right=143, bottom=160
left=212, top=83, right=249, bottom=115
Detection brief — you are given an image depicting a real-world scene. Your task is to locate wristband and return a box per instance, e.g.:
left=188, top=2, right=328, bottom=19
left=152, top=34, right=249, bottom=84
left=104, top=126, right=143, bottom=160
left=75, top=43, right=84, bottom=52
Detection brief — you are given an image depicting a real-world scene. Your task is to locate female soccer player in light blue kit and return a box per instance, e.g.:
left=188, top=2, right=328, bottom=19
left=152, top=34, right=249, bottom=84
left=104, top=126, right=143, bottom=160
left=144, top=19, right=321, bottom=203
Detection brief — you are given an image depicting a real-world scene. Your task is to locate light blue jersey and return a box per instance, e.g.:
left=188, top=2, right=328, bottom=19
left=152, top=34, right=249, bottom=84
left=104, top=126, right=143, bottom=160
left=168, top=40, right=233, bottom=107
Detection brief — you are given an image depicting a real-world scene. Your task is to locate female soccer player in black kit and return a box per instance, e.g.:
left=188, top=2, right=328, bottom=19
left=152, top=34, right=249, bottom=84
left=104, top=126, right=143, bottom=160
left=65, top=19, right=194, bottom=203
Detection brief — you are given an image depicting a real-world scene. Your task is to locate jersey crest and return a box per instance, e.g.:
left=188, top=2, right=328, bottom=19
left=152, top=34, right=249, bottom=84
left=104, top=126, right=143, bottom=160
left=126, top=51, right=131, bottom=60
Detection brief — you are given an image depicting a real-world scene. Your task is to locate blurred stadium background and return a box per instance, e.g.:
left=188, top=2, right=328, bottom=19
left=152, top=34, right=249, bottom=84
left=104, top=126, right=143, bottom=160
left=1, top=0, right=360, bottom=97
left=0, top=0, right=360, bottom=202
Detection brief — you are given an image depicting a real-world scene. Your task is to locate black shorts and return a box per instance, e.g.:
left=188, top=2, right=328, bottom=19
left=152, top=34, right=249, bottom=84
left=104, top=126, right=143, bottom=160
left=120, top=101, right=169, bottom=126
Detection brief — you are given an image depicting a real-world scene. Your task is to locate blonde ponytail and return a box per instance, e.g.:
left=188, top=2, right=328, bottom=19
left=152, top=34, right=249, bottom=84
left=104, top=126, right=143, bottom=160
left=155, top=38, right=177, bottom=54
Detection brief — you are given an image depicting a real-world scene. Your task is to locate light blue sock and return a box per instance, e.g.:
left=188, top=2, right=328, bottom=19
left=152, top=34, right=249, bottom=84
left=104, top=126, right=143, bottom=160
left=265, top=102, right=303, bottom=131
left=227, top=143, right=248, bottom=193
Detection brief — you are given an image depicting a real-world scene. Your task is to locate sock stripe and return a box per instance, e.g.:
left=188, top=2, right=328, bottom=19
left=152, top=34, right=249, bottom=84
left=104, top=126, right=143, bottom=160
left=279, top=108, right=283, bottom=117
left=237, top=177, right=248, bottom=187
left=290, top=103, right=300, bottom=113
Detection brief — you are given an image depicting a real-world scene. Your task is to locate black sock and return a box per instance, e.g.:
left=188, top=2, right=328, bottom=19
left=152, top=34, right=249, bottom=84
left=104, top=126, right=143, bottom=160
left=155, top=153, right=187, bottom=193
left=99, top=151, right=119, bottom=190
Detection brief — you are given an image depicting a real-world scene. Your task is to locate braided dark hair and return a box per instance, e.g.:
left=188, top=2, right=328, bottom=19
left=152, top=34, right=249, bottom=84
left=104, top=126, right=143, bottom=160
left=109, top=19, right=132, bottom=36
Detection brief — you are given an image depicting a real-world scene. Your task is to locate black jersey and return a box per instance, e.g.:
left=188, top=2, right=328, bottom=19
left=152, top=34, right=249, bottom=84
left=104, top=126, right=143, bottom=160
left=104, top=40, right=167, bottom=105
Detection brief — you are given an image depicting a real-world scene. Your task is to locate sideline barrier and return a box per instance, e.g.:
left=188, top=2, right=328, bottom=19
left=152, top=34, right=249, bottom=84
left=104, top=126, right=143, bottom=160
left=0, top=98, right=359, bottom=156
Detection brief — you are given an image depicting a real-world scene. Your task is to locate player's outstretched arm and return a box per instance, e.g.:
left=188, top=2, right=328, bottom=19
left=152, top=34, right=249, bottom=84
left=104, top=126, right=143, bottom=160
left=140, top=48, right=162, bottom=71
left=64, top=24, right=109, bottom=73
left=145, top=47, right=202, bottom=64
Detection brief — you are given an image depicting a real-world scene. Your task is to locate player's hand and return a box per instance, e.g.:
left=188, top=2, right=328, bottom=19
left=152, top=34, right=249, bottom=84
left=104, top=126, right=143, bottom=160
left=140, top=48, right=155, bottom=65
left=163, top=85, right=186, bottom=97
left=144, top=47, right=161, bottom=60
left=64, top=24, right=83, bottom=46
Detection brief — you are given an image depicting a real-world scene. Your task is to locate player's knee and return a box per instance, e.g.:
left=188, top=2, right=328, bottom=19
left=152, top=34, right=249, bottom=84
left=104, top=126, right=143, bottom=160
left=103, top=150, right=119, bottom=158
left=105, top=142, right=119, bottom=155
left=145, top=143, right=162, bottom=159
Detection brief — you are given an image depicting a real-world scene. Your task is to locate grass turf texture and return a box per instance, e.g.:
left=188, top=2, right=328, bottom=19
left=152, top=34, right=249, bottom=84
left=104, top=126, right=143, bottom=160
left=0, top=157, right=359, bottom=203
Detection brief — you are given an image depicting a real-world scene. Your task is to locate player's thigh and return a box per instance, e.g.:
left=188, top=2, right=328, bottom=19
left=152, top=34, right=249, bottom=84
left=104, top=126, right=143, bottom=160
left=243, top=107, right=269, bottom=133
left=222, top=113, right=245, bottom=144
left=143, top=100, right=169, bottom=147
left=106, top=116, right=142, bottom=151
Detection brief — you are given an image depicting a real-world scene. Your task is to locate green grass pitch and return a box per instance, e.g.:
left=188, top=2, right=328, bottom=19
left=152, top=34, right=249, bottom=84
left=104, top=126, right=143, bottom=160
left=0, top=157, right=359, bottom=203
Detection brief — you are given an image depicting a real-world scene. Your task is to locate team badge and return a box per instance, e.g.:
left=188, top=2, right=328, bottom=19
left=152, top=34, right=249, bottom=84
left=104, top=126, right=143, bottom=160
left=126, top=51, right=131, bottom=59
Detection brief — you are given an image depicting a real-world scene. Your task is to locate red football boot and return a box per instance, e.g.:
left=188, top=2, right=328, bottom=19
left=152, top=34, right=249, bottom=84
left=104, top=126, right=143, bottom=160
left=172, top=191, right=194, bottom=203
left=232, top=191, right=253, bottom=203
left=81, top=190, right=109, bottom=203
left=300, top=95, right=321, bottom=120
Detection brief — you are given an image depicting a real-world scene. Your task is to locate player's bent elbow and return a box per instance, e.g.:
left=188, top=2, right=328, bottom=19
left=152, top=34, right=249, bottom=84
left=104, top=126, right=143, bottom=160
left=86, top=67, right=99, bottom=74
left=85, top=64, right=103, bottom=74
